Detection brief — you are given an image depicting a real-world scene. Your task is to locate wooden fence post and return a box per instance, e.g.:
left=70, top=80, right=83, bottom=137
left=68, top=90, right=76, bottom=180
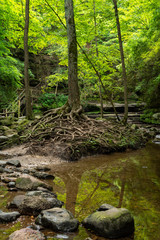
left=18, top=99, right=21, bottom=118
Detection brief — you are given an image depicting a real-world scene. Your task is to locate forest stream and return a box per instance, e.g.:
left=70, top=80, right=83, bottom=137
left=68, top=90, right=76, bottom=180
left=0, top=141, right=160, bottom=240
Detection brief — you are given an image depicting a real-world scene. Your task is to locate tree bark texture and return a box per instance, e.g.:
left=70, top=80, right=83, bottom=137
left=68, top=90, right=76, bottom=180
left=65, top=0, right=80, bottom=111
left=24, top=0, right=32, bottom=119
left=113, top=0, right=128, bottom=124
left=93, top=0, right=103, bottom=118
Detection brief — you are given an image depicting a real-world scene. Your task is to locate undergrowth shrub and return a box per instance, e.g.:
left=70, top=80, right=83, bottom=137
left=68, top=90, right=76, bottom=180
left=140, top=109, right=160, bottom=124
left=33, top=93, right=68, bottom=112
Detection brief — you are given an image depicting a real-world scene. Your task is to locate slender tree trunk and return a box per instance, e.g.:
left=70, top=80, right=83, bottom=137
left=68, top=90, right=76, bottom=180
left=65, top=0, right=80, bottom=111
left=45, top=2, right=120, bottom=120
left=113, top=0, right=128, bottom=124
left=93, top=0, right=103, bottom=118
left=24, top=0, right=32, bottom=119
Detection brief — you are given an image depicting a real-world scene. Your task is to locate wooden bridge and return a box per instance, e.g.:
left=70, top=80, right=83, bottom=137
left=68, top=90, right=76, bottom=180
left=0, top=90, right=25, bottom=118
left=0, top=84, right=42, bottom=118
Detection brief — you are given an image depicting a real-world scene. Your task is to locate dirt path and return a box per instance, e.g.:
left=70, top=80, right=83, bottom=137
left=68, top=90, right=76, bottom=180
left=0, top=144, right=63, bottom=168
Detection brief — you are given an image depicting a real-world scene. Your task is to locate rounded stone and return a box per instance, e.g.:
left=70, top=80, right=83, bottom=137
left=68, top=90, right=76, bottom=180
left=36, top=207, right=79, bottom=232
left=0, top=210, right=20, bottom=223
left=9, top=228, right=45, bottom=240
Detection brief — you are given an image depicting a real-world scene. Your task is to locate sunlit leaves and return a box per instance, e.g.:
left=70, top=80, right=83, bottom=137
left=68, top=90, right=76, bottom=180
left=0, top=0, right=23, bottom=110
left=1, top=0, right=159, bottom=107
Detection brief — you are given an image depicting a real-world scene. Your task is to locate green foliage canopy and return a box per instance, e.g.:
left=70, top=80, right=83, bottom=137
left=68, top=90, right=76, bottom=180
left=0, top=0, right=160, bottom=111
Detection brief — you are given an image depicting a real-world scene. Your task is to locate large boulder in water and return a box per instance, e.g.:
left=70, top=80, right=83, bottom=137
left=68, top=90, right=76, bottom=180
left=36, top=207, right=79, bottom=232
left=9, top=228, right=45, bottom=240
left=82, top=204, right=134, bottom=238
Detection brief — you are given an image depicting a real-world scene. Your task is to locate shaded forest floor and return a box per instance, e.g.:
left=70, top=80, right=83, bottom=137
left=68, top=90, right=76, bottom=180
left=22, top=114, right=151, bottom=161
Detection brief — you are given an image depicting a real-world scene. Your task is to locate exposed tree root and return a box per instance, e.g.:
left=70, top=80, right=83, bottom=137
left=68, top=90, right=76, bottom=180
left=23, top=107, right=147, bottom=161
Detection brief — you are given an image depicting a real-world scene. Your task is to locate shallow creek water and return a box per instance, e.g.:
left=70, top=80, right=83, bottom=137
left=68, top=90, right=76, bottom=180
left=0, top=142, right=160, bottom=240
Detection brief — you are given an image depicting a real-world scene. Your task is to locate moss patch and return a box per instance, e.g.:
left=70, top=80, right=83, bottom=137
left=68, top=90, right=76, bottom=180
left=0, top=222, right=21, bottom=240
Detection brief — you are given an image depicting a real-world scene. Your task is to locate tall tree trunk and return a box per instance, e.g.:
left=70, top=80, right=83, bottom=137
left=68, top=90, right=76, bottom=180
left=93, top=0, right=103, bottom=118
left=24, top=0, right=32, bottom=119
left=113, top=0, right=128, bottom=124
left=46, top=2, right=119, bottom=120
left=65, top=0, right=81, bottom=111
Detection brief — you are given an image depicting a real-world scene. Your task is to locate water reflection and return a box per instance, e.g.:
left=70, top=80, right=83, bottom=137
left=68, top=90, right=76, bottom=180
left=0, top=143, right=160, bottom=240
left=51, top=143, right=160, bottom=240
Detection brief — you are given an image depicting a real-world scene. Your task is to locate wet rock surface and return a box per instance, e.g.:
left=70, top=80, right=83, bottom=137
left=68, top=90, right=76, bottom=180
left=32, top=171, right=55, bottom=180
left=0, top=151, right=71, bottom=238
left=8, top=195, right=26, bottom=209
left=0, top=210, right=20, bottom=223
left=97, top=203, right=115, bottom=211
left=83, top=204, right=134, bottom=238
left=35, top=166, right=51, bottom=172
left=4, top=168, right=14, bottom=173
left=9, top=227, right=45, bottom=240
left=18, top=194, right=63, bottom=216
left=6, top=159, right=21, bottom=167
left=8, top=189, right=63, bottom=216
left=26, top=189, right=57, bottom=198
left=15, top=174, right=52, bottom=191
left=1, top=176, right=17, bottom=183
left=36, top=207, right=79, bottom=232
left=0, top=160, right=7, bottom=167
left=8, top=181, right=16, bottom=188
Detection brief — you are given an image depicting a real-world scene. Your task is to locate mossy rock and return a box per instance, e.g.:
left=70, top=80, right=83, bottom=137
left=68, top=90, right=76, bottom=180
left=83, top=206, right=134, bottom=238
left=16, top=175, right=53, bottom=191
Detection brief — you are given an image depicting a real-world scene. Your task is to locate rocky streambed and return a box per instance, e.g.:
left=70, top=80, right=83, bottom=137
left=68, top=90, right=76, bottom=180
left=0, top=113, right=159, bottom=240
left=0, top=146, right=136, bottom=240
left=0, top=136, right=160, bottom=239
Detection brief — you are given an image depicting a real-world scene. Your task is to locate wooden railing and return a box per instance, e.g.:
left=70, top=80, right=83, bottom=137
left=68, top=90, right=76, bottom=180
left=0, top=83, right=43, bottom=118
left=1, top=90, right=25, bottom=118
